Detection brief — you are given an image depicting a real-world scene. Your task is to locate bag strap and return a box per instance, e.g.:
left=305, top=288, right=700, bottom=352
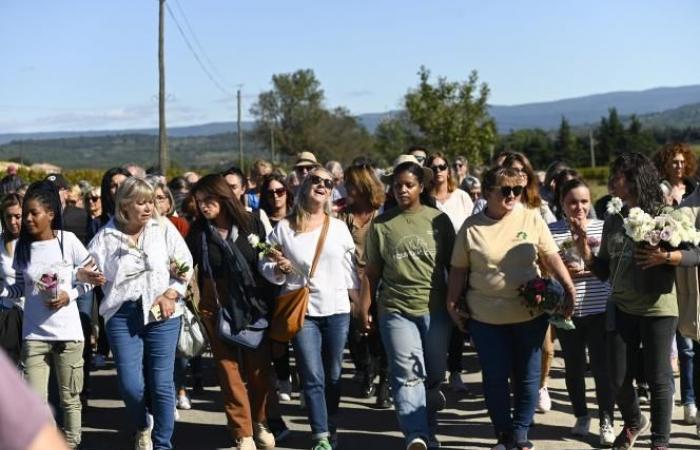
left=308, top=215, right=330, bottom=279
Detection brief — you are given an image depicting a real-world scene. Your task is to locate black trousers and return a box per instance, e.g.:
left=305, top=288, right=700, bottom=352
left=557, top=313, right=614, bottom=421
left=609, top=308, right=676, bottom=446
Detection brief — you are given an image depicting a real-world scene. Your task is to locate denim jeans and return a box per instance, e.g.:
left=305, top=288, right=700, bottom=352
left=677, top=331, right=695, bottom=406
left=470, top=314, right=549, bottom=444
left=379, top=308, right=451, bottom=444
left=106, top=301, right=181, bottom=450
left=292, top=313, right=350, bottom=440
left=76, top=292, right=93, bottom=396
left=608, top=308, right=677, bottom=447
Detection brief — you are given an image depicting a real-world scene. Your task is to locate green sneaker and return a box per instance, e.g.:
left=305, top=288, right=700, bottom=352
left=311, top=437, right=333, bottom=450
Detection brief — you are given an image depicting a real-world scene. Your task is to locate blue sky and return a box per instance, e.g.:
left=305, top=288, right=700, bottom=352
left=1, top=0, right=698, bottom=132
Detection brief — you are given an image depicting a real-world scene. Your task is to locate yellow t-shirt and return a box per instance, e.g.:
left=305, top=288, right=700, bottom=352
left=451, top=205, right=559, bottom=325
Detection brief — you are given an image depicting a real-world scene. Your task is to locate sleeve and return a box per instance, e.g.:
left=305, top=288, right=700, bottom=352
left=540, top=203, right=557, bottom=224
left=339, top=223, right=359, bottom=290
left=535, top=213, right=559, bottom=256
left=68, top=234, right=93, bottom=302
left=363, top=221, right=383, bottom=271
left=87, top=229, right=106, bottom=273
left=164, top=220, right=193, bottom=296
left=0, top=271, right=25, bottom=299
left=461, top=190, right=474, bottom=216
left=589, top=217, right=613, bottom=281
left=438, top=213, right=456, bottom=269
left=450, top=220, right=471, bottom=269
left=259, top=223, right=285, bottom=285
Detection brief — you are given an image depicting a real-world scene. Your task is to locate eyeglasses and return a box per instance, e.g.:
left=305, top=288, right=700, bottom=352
left=431, top=164, right=448, bottom=172
left=310, top=174, right=333, bottom=190
left=453, top=163, right=464, bottom=168
left=155, top=195, right=169, bottom=202
left=500, top=185, right=524, bottom=197
left=267, top=188, right=286, bottom=197
left=88, top=196, right=100, bottom=202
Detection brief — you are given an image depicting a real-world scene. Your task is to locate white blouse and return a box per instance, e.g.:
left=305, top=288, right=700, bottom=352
left=88, top=218, right=193, bottom=324
left=0, top=237, right=21, bottom=309
left=435, top=189, right=474, bottom=232
left=260, top=217, right=359, bottom=317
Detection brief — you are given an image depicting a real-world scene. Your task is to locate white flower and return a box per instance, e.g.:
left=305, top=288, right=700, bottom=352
left=606, top=197, right=623, bottom=216
left=247, top=233, right=261, bottom=248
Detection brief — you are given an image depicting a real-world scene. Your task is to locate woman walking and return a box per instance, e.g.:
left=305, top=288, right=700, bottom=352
left=445, top=166, right=576, bottom=450
left=1, top=181, right=100, bottom=449
left=262, top=167, right=359, bottom=450
left=571, top=153, right=678, bottom=450
left=88, top=177, right=192, bottom=450
left=549, top=178, right=615, bottom=445
left=187, top=174, right=277, bottom=450
left=357, top=161, right=455, bottom=450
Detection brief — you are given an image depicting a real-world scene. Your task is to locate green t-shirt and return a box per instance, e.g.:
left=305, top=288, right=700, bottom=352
left=364, top=205, right=455, bottom=316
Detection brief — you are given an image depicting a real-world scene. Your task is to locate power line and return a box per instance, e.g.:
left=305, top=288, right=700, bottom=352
left=165, top=2, right=234, bottom=99
left=172, top=0, right=226, bottom=84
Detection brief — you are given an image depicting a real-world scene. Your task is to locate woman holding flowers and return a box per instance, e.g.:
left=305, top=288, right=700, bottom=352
left=357, top=161, right=455, bottom=450
left=445, top=166, right=576, bottom=450
left=186, top=174, right=277, bottom=450
left=548, top=178, right=615, bottom=445
left=88, top=177, right=192, bottom=450
left=0, top=181, right=102, bottom=449
left=261, top=167, right=358, bottom=450
left=570, top=152, right=678, bottom=450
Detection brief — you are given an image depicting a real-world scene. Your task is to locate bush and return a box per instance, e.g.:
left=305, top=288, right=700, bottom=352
left=577, top=166, right=609, bottom=184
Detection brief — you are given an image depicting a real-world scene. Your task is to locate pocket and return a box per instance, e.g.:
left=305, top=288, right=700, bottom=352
left=69, top=360, right=84, bottom=395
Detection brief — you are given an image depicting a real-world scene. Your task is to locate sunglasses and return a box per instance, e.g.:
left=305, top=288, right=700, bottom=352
left=310, top=174, right=334, bottom=190
left=267, top=187, right=286, bottom=197
left=500, top=185, right=524, bottom=197
left=88, top=196, right=100, bottom=202
left=431, top=163, right=448, bottom=172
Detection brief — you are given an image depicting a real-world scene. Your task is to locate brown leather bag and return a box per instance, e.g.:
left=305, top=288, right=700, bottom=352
left=269, top=216, right=330, bottom=343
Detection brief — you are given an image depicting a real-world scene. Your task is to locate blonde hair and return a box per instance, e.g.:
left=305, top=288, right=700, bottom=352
left=114, top=177, right=159, bottom=227
left=290, top=168, right=333, bottom=232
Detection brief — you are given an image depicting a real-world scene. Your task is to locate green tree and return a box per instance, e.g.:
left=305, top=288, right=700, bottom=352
left=403, top=66, right=496, bottom=165
left=625, top=115, right=657, bottom=155
left=496, top=128, right=554, bottom=169
left=372, top=112, right=420, bottom=166
left=596, top=108, right=626, bottom=163
left=554, top=116, right=579, bottom=162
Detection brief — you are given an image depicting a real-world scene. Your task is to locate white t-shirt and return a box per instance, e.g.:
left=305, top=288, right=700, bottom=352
left=2, top=232, right=91, bottom=341
left=435, top=189, right=474, bottom=232
left=261, top=217, right=358, bottom=317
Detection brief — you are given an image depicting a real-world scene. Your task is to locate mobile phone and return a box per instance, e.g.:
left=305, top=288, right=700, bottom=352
left=150, top=303, right=162, bottom=321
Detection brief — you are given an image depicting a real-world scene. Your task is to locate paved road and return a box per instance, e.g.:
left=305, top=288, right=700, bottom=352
left=80, top=349, right=700, bottom=450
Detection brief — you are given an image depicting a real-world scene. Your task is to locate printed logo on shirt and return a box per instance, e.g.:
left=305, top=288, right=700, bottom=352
left=392, top=235, right=436, bottom=261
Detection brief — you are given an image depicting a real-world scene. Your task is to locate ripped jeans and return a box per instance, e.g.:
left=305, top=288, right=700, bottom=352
left=22, top=340, right=84, bottom=448
left=379, top=308, right=451, bottom=444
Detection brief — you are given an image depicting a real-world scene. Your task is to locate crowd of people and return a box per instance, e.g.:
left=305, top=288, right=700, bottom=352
left=0, top=142, right=699, bottom=450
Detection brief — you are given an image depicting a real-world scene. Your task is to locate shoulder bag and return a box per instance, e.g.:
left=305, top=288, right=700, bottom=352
left=269, top=215, right=330, bottom=343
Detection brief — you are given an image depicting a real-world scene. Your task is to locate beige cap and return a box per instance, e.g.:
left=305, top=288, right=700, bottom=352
left=382, top=154, right=433, bottom=183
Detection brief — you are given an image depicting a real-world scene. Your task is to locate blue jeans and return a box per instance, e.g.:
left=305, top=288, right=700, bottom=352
left=292, top=313, right=350, bottom=440
left=677, top=331, right=695, bottom=406
left=470, top=315, right=549, bottom=444
left=106, top=301, right=181, bottom=450
left=379, top=308, right=451, bottom=444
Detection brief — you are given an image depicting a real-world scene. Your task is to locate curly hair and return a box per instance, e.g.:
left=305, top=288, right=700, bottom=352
left=501, top=152, right=542, bottom=209
left=611, top=152, right=664, bottom=214
left=652, top=142, right=697, bottom=181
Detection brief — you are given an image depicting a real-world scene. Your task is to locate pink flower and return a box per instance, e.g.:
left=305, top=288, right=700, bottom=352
left=37, top=273, right=58, bottom=292
left=532, top=278, right=546, bottom=293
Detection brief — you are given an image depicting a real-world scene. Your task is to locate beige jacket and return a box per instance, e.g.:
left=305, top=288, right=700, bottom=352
left=677, top=188, right=700, bottom=341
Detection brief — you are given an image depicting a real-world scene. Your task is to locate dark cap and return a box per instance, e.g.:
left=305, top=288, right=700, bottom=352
left=45, top=173, right=70, bottom=190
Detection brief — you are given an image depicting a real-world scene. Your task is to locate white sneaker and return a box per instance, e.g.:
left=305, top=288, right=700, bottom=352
left=537, top=386, right=551, bottom=413
left=684, top=403, right=698, bottom=425
left=135, top=428, right=153, bottom=450
left=146, top=413, right=154, bottom=431
left=253, top=422, right=275, bottom=449
left=407, top=437, right=428, bottom=450
left=177, top=393, right=192, bottom=410
left=448, top=372, right=468, bottom=393
left=599, top=421, right=615, bottom=446
left=174, top=407, right=180, bottom=421
left=571, top=416, right=590, bottom=436
left=278, top=378, right=292, bottom=402
left=234, top=436, right=257, bottom=450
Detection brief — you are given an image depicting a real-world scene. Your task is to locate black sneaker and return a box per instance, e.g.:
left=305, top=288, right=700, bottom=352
left=637, top=385, right=650, bottom=405
left=491, top=432, right=515, bottom=450
left=375, top=381, right=392, bottom=409
left=612, top=414, right=650, bottom=450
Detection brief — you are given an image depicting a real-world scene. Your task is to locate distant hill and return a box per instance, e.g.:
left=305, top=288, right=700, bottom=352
left=3, top=85, right=700, bottom=144
left=636, top=102, right=700, bottom=129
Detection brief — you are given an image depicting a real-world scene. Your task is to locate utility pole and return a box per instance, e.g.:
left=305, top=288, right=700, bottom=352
left=589, top=129, right=596, bottom=168
left=158, top=0, right=168, bottom=173
left=237, top=88, right=243, bottom=171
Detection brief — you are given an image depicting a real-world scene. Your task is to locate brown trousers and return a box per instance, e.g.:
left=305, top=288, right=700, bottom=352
left=200, top=278, right=274, bottom=439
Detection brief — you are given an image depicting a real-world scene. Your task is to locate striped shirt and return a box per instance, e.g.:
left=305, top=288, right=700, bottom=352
left=548, top=219, right=610, bottom=317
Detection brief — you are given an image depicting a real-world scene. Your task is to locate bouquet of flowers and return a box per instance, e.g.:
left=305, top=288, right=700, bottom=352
left=169, top=257, right=190, bottom=281
left=607, top=197, right=700, bottom=249
left=247, top=234, right=282, bottom=257
left=559, top=235, right=601, bottom=268
left=36, top=272, right=59, bottom=298
left=519, top=276, right=575, bottom=330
